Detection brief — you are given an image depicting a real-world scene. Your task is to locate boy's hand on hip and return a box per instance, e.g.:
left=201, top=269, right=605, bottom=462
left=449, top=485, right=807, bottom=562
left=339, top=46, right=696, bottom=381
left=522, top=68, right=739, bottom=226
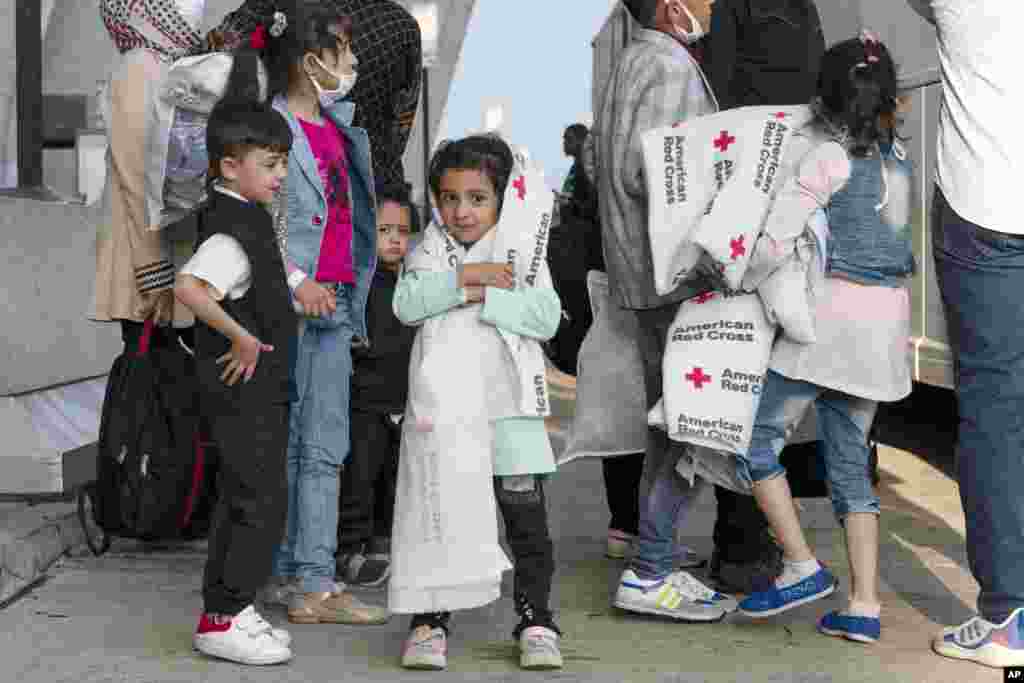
left=217, top=332, right=274, bottom=386
left=460, top=263, right=514, bottom=290
left=294, top=279, right=338, bottom=318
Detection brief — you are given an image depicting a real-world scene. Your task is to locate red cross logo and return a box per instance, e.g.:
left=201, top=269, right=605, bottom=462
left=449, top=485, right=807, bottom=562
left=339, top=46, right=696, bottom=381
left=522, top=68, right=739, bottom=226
left=686, top=367, right=712, bottom=390
left=512, top=175, right=527, bottom=200
left=730, top=235, right=747, bottom=261
left=713, top=131, right=736, bottom=152
left=774, top=111, right=789, bottom=119
left=693, top=292, right=716, bottom=305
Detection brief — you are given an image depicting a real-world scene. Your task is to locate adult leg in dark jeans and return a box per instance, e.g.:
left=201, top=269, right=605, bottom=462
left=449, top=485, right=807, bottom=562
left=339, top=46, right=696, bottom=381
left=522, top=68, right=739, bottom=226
left=932, top=189, right=1024, bottom=624
left=494, top=476, right=559, bottom=638
left=337, top=410, right=391, bottom=584
left=203, top=405, right=289, bottom=615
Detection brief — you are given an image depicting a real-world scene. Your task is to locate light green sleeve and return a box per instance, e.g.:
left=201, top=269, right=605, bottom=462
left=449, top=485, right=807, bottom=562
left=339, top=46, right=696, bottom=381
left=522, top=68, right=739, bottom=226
left=479, top=286, right=562, bottom=341
left=392, top=270, right=465, bottom=325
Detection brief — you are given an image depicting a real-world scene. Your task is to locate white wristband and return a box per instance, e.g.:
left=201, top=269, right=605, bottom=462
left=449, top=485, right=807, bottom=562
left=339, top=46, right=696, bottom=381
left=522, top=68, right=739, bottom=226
left=287, top=269, right=308, bottom=291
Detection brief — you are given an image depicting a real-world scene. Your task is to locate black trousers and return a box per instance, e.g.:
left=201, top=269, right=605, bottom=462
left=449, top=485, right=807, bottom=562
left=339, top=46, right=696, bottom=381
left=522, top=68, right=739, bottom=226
left=602, top=452, right=644, bottom=536
left=119, top=319, right=194, bottom=352
left=337, top=410, right=402, bottom=554
left=202, top=403, right=289, bottom=615
left=712, top=486, right=776, bottom=563
left=411, top=476, right=556, bottom=637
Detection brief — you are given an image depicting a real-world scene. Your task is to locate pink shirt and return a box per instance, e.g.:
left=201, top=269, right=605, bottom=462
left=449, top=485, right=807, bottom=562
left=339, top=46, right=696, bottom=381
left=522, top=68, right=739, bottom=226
left=299, top=117, right=355, bottom=285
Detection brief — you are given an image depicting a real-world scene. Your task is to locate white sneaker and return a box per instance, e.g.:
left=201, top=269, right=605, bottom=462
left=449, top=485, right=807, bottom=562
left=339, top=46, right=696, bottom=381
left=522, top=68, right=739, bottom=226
left=194, top=605, right=293, bottom=665
left=614, top=569, right=730, bottom=622
left=667, top=570, right=739, bottom=613
left=932, top=608, right=1024, bottom=669
left=519, top=626, right=563, bottom=670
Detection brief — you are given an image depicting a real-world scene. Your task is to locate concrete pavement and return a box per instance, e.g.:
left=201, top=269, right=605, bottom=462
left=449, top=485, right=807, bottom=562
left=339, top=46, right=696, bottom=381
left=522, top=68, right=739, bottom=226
left=0, top=378, right=1000, bottom=682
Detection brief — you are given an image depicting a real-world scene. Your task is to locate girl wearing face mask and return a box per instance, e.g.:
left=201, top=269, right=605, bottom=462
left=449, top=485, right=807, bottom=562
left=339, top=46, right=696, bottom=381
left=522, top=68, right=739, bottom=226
left=248, top=1, right=388, bottom=627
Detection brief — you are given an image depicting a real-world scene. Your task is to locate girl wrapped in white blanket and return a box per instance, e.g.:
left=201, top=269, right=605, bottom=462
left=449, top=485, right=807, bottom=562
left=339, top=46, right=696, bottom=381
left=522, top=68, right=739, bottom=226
left=390, top=135, right=565, bottom=671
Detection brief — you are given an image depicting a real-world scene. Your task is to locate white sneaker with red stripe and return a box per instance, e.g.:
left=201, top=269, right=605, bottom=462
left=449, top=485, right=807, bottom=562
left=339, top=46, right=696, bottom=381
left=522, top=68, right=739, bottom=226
left=194, top=605, right=293, bottom=665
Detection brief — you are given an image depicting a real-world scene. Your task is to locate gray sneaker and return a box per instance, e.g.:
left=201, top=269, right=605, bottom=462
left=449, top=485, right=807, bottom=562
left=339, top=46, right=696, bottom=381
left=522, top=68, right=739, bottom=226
left=614, top=569, right=729, bottom=622
left=519, top=626, right=563, bottom=670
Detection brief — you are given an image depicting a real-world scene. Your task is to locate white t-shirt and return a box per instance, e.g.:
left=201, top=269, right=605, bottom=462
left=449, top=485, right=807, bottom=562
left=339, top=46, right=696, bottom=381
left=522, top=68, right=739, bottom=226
left=179, top=188, right=252, bottom=300
left=927, top=1, right=1020, bottom=232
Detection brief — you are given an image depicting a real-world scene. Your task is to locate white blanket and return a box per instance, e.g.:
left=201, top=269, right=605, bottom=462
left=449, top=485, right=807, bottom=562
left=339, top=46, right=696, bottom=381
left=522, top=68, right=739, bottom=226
left=404, top=149, right=553, bottom=418
left=650, top=291, right=775, bottom=457
left=389, top=146, right=553, bottom=614
left=642, top=105, right=814, bottom=295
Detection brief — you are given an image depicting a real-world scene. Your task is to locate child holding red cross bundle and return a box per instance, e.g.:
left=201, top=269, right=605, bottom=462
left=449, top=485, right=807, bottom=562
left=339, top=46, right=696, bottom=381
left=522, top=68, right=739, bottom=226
left=389, top=135, right=564, bottom=671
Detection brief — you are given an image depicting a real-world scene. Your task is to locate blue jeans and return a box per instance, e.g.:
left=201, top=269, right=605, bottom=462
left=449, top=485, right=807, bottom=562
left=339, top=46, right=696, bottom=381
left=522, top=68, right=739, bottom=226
left=272, top=293, right=355, bottom=594
left=743, top=371, right=879, bottom=522
left=932, top=188, right=1024, bottom=623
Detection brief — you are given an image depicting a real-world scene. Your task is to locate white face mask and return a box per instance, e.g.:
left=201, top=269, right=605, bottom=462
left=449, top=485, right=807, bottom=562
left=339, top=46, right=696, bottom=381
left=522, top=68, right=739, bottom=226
left=175, top=0, right=206, bottom=31
left=307, top=56, right=357, bottom=108
left=668, top=1, right=707, bottom=45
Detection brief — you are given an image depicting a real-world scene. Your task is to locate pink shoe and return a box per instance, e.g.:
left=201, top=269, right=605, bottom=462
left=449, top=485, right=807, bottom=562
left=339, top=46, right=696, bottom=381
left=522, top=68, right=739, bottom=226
left=401, top=625, right=447, bottom=670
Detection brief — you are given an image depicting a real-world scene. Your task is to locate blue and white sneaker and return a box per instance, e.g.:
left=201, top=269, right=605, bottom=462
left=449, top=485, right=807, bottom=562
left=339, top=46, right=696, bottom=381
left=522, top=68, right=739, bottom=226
left=932, top=607, right=1024, bottom=669
left=614, top=569, right=733, bottom=622
left=738, top=567, right=836, bottom=618
left=818, top=611, right=881, bottom=644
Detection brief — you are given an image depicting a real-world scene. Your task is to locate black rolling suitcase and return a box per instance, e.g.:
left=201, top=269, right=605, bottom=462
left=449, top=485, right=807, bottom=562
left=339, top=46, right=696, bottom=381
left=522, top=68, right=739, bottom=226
left=78, top=320, right=216, bottom=555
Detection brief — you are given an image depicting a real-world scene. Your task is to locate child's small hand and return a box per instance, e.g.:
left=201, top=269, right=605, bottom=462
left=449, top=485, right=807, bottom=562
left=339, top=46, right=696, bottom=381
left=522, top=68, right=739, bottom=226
left=217, top=332, right=274, bottom=386
left=461, top=263, right=514, bottom=289
left=463, top=285, right=485, bottom=304
left=294, top=279, right=338, bottom=318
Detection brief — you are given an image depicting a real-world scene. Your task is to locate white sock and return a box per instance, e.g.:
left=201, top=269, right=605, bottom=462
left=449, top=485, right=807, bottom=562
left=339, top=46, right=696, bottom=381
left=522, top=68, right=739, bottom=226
left=844, top=601, right=881, bottom=619
left=774, top=558, right=821, bottom=589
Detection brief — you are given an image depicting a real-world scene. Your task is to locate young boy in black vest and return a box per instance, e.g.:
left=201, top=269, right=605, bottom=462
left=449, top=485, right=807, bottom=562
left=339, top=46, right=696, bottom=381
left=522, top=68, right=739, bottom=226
left=174, top=99, right=297, bottom=666
left=336, top=182, right=418, bottom=587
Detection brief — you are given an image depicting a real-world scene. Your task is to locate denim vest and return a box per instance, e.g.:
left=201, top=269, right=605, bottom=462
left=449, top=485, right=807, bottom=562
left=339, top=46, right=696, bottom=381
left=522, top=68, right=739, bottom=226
left=272, top=96, right=378, bottom=341
left=826, top=141, right=916, bottom=287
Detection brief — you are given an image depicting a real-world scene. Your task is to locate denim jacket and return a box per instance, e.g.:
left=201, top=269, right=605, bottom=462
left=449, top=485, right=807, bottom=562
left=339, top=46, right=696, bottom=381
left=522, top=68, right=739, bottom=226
left=271, top=95, right=378, bottom=342
left=826, top=141, right=916, bottom=287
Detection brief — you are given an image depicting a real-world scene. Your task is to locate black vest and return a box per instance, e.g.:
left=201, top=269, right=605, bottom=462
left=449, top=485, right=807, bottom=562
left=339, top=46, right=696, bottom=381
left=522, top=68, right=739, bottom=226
left=193, top=192, right=297, bottom=411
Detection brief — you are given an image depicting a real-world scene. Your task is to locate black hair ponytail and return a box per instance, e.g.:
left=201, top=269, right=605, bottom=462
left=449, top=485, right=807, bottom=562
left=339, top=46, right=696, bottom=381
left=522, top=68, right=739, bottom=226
left=220, top=47, right=263, bottom=104
left=815, top=36, right=900, bottom=156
